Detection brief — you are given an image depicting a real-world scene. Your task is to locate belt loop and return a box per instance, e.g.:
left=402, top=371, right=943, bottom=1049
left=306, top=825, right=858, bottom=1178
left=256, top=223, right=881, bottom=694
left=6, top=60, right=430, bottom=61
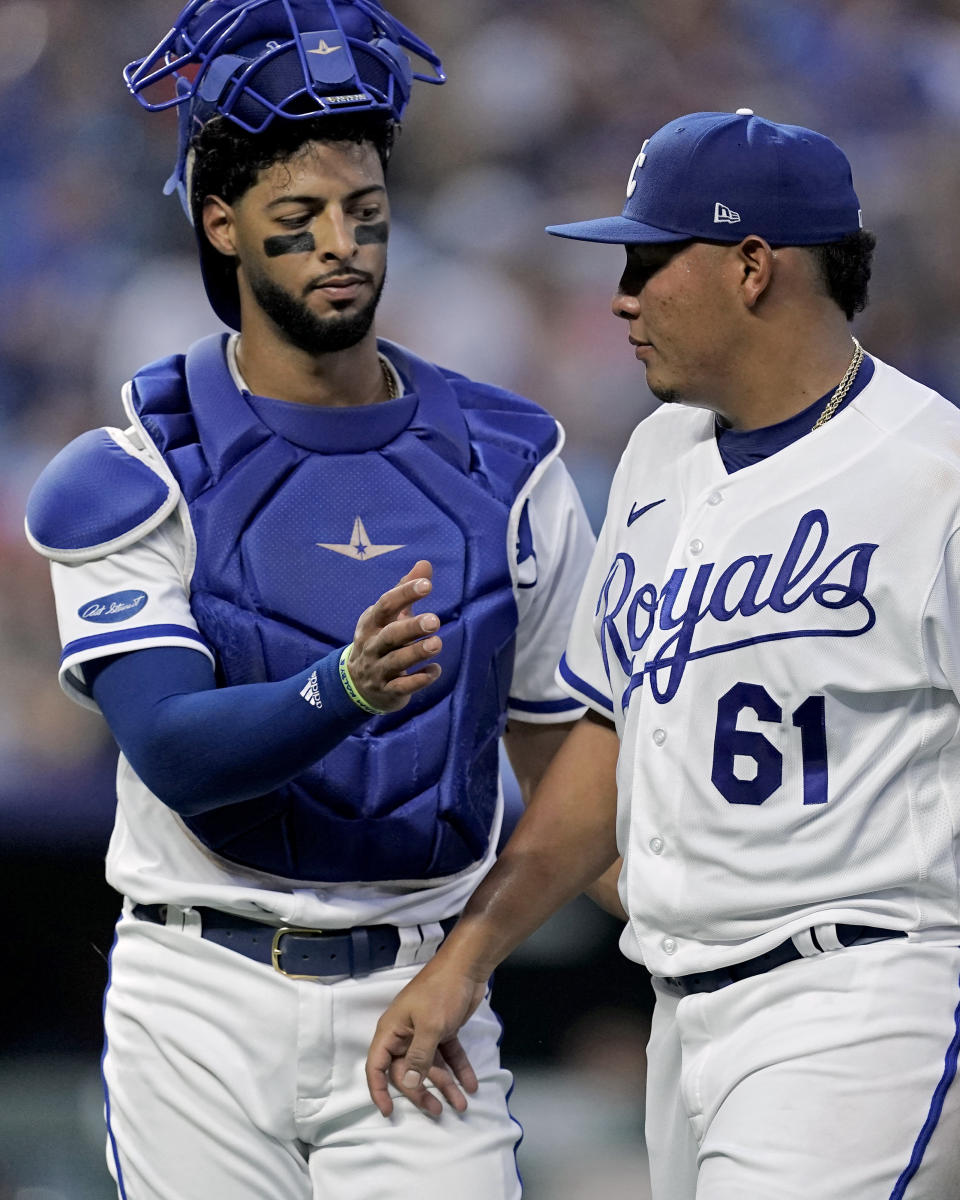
left=813, top=922, right=843, bottom=951
left=394, top=925, right=424, bottom=969
left=181, top=906, right=202, bottom=936
left=161, top=904, right=202, bottom=935
left=415, top=921, right=445, bottom=963
left=790, top=928, right=821, bottom=958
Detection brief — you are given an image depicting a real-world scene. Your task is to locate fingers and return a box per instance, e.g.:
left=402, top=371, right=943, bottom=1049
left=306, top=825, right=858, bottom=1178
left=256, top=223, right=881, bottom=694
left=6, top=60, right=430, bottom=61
left=366, top=1013, right=443, bottom=1117
left=349, top=562, right=444, bottom=711
left=382, top=661, right=442, bottom=699
left=394, top=1066, right=444, bottom=1118
left=386, top=1023, right=478, bottom=1112
left=367, top=1030, right=404, bottom=1117
left=365, top=1024, right=451, bottom=1119
left=421, top=1041, right=479, bottom=1114
left=368, top=611, right=441, bottom=660
left=353, top=616, right=442, bottom=702
left=385, top=1054, right=464, bottom=1118
left=369, top=1046, right=477, bottom=1119
left=366, top=965, right=489, bottom=1121
left=397, top=559, right=433, bottom=587
left=394, top=561, right=434, bottom=622
left=366, top=1001, right=478, bottom=1119
left=361, top=563, right=434, bottom=635
left=434, top=1038, right=479, bottom=1099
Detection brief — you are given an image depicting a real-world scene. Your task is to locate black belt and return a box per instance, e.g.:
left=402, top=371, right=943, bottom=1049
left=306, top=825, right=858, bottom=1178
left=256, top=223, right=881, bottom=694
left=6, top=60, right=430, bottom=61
left=658, top=924, right=906, bottom=998
left=132, top=903, right=457, bottom=980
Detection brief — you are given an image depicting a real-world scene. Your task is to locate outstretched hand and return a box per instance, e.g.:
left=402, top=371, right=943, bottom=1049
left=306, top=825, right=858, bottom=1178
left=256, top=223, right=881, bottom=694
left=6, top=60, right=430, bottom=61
left=347, top=560, right=442, bottom=712
left=365, top=954, right=489, bottom=1117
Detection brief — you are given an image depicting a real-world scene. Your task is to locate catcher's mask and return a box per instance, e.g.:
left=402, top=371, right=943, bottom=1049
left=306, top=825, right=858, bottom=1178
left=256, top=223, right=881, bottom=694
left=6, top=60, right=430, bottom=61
left=125, top=0, right=444, bottom=328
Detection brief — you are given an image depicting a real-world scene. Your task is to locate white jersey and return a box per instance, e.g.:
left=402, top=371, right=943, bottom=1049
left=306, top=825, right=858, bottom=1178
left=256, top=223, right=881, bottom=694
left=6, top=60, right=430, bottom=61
left=45, top=372, right=593, bottom=931
left=560, top=356, right=960, bottom=978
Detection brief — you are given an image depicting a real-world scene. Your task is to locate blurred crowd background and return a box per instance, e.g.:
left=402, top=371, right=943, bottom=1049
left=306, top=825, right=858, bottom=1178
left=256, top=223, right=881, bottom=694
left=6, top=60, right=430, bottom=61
left=3, top=0, right=960, bottom=1195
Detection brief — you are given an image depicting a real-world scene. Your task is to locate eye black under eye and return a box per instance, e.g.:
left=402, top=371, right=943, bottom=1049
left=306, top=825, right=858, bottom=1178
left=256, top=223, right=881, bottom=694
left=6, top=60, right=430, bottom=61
left=627, top=241, right=692, bottom=273
left=622, top=241, right=694, bottom=289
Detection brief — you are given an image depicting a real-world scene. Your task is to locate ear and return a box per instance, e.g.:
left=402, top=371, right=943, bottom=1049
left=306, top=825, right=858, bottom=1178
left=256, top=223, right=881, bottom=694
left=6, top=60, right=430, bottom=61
left=735, top=236, right=775, bottom=309
left=202, top=195, right=237, bottom=258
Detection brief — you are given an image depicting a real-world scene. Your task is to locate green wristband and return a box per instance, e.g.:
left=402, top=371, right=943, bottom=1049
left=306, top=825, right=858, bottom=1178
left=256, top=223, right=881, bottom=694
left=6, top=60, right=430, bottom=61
left=338, top=644, right=388, bottom=716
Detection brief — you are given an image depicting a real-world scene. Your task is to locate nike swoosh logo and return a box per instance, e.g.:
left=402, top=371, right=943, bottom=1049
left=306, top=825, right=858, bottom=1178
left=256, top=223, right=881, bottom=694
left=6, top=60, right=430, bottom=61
left=627, top=498, right=666, bottom=527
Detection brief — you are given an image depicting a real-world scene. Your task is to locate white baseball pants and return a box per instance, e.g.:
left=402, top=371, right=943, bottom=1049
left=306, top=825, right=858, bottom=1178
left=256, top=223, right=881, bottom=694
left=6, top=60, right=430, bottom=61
left=101, top=912, right=523, bottom=1200
left=645, top=938, right=960, bottom=1199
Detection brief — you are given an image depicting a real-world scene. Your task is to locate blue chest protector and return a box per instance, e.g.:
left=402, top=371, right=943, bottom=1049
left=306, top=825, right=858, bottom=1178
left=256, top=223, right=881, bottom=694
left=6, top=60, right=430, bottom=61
left=129, top=334, right=558, bottom=882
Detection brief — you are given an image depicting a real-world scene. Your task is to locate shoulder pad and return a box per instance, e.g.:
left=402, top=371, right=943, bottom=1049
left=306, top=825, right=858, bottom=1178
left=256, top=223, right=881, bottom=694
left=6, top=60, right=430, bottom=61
left=445, top=374, right=548, bottom=418
left=456, top=381, right=560, bottom=458
left=25, top=426, right=181, bottom=563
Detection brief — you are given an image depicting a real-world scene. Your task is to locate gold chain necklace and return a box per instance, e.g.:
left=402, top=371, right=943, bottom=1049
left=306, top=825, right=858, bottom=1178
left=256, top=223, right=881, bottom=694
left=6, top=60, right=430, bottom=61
left=810, top=337, right=864, bottom=432
left=379, top=354, right=399, bottom=401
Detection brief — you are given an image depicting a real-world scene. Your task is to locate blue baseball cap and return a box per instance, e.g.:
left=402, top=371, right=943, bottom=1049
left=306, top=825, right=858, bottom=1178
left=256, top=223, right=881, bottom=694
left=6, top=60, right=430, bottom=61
left=546, top=109, right=863, bottom=246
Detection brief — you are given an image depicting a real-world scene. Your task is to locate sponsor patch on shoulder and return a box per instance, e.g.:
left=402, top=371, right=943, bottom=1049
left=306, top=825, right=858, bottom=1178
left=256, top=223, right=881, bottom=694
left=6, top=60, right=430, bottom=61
left=78, top=590, right=148, bottom=623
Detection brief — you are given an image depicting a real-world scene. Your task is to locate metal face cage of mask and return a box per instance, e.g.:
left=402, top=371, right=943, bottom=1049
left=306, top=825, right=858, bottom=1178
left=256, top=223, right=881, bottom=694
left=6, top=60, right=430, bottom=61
left=124, top=0, right=445, bottom=209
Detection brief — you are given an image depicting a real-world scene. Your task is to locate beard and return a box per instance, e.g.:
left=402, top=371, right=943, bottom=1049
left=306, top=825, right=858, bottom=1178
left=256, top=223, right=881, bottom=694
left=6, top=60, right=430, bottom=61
left=248, top=268, right=386, bottom=355
left=648, top=383, right=681, bottom=404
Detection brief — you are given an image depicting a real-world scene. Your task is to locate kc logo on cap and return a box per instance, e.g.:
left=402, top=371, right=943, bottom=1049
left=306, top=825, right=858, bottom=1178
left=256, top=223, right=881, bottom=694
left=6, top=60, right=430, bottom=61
left=626, top=140, right=650, bottom=198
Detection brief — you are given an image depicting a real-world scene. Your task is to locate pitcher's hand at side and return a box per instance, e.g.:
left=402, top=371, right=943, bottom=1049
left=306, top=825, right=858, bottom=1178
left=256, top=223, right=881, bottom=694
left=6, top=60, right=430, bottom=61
left=347, top=560, right=442, bottom=712
left=366, top=955, right=488, bottom=1117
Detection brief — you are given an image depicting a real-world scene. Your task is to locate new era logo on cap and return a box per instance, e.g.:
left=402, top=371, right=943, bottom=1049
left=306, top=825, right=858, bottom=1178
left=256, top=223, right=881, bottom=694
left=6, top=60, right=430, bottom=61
left=714, top=202, right=740, bottom=224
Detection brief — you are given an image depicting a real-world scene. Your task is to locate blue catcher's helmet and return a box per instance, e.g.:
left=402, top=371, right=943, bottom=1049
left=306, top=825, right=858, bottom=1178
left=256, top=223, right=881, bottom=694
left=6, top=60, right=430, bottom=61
left=124, top=0, right=444, bottom=327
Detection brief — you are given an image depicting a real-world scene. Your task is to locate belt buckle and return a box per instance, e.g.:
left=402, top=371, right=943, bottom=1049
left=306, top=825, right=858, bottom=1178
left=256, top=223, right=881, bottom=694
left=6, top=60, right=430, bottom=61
left=271, top=925, right=328, bottom=980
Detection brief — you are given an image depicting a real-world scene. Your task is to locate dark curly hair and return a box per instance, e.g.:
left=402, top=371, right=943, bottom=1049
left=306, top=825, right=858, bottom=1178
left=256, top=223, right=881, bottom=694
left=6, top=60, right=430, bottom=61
left=189, top=112, right=396, bottom=230
left=805, top=229, right=877, bottom=321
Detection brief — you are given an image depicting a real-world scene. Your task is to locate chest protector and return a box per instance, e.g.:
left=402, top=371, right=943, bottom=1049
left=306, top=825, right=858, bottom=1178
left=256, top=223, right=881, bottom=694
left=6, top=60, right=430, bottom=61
left=129, top=335, right=558, bottom=882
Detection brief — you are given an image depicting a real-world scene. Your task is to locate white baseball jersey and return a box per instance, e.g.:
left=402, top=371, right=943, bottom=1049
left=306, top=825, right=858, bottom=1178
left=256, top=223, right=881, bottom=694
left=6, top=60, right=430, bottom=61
left=43, top=343, right=592, bottom=932
left=560, top=355, right=960, bottom=979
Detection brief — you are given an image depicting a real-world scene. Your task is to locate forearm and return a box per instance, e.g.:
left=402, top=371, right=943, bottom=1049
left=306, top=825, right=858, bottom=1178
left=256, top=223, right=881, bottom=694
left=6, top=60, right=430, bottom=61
left=585, top=858, right=627, bottom=920
left=504, top=718, right=625, bottom=918
left=365, top=709, right=622, bottom=1116
left=89, top=563, right=444, bottom=816
left=445, top=711, right=621, bottom=979
left=90, top=646, right=368, bottom=814
left=502, top=718, right=576, bottom=807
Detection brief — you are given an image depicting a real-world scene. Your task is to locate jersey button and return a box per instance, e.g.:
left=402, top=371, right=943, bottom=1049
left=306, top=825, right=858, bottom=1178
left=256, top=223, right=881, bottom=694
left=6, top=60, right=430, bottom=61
left=689, top=538, right=704, bottom=555
left=707, top=491, right=722, bottom=506
left=649, top=836, right=664, bottom=855
left=652, top=728, right=667, bottom=746
left=662, top=937, right=678, bottom=955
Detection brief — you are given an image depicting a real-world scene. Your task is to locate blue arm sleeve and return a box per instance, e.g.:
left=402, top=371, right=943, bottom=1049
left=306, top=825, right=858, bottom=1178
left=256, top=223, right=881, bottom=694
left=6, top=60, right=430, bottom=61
left=87, top=646, right=369, bottom=816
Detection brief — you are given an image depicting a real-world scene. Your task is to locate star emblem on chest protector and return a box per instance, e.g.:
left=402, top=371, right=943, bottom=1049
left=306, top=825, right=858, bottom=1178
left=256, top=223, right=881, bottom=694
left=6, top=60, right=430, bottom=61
left=317, top=516, right=405, bottom=561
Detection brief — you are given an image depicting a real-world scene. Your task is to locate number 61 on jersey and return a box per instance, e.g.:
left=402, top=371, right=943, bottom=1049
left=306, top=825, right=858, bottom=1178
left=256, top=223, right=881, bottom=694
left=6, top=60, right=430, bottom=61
left=712, top=682, right=828, bottom=807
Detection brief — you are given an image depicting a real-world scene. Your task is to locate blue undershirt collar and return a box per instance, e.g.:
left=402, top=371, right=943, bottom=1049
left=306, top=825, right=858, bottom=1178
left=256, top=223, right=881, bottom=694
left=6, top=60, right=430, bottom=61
left=227, top=335, right=417, bottom=453
left=246, top=388, right=419, bottom=454
left=716, top=353, right=875, bottom=474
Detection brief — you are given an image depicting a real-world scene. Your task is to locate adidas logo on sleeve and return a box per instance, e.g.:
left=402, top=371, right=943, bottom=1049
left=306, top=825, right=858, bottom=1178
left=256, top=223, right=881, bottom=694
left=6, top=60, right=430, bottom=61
left=299, top=671, right=323, bottom=709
